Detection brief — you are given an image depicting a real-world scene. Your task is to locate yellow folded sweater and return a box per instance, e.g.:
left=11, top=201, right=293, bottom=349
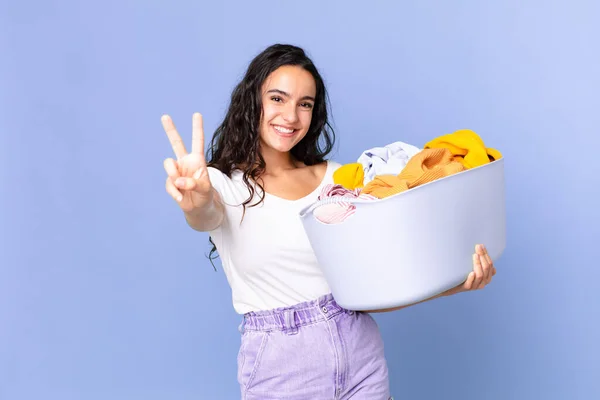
left=332, top=162, right=364, bottom=190
left=424, top=129, right=502, bottom=169
left=361, top=148, right=465, bottom=199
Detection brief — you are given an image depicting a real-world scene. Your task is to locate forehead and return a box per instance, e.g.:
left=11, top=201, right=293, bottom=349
left=262, top=65, right=316, bottom=96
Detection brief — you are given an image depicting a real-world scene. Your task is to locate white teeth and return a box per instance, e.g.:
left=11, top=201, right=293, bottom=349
left=274, top=125, right=294, bottom=134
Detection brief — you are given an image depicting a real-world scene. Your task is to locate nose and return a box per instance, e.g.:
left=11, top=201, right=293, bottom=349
left=282, top=103, right=299, bottom=124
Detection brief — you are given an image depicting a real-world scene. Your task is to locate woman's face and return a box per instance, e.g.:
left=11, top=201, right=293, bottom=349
left=258, top=65, right=316, bottom=154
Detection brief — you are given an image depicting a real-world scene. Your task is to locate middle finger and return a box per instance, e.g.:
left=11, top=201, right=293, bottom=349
left=162, top=115, right=188, bottom=159
left=483, top=248, right=495, bottom=283
left=478, top=255, right=490, bottom=289
left=477, top=245, right=491, bottom=283
left=164, top=157, right=180, bottom=178
left=473, top=253, right=484, bottom=289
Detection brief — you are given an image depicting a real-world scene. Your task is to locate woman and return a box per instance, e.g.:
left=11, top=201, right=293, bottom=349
left=162, top=44, right=495, bottom=399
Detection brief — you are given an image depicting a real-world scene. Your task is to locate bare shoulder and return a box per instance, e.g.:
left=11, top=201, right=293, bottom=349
left=307, top=160, right=329, bottom=178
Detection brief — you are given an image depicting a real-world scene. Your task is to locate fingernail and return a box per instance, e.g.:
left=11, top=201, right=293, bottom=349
left=176, top=178, right=184, bottom=186
left=177, top=195, right=183, bottom=202
left=193, top=169, right=201, bottom=180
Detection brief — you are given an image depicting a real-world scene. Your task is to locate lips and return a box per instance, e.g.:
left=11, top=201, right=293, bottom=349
left=272, top=124, right=296, bottom=137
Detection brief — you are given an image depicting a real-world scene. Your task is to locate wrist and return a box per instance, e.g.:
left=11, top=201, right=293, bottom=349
left=184, top=192, right=215, bottom=217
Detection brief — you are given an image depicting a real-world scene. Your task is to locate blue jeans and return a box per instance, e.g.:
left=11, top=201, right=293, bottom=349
left=237, top=293, right=391, bottom=399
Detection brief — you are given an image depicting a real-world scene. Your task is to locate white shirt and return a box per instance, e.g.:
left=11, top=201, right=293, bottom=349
left=207, top=160, right=341, bottom=314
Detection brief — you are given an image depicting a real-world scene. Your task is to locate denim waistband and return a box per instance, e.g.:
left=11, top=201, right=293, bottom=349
left=241, top=293, right=355, bottom=334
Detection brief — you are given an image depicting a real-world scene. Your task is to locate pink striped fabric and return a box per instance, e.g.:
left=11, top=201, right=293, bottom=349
left=313, top=184, right=378, bottom=224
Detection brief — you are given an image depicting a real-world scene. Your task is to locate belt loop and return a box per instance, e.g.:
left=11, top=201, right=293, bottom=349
left=238, top=318, right=245, bottom=334
left=283, top=309, right=298, bottom=335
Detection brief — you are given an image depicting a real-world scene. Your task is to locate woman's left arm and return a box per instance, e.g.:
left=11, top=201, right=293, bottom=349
left=367, top=244, right=496, bottom=313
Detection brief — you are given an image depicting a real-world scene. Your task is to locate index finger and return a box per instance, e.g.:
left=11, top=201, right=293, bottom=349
left=191, top=112, right=204, bottom=156
left=162, top=114, right=188, bottom=159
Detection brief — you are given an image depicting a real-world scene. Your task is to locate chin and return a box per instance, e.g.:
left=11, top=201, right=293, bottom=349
left=269, top=142, right=296, bottom=153
left=261, top=131, right=305, bottom=154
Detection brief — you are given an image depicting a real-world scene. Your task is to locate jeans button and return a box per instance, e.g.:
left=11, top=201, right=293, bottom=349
left=322, top=306, right=328, bottom=313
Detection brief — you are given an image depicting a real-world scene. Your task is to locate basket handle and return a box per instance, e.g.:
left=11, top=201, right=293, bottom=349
left=298, top=195, right=377, bottom=218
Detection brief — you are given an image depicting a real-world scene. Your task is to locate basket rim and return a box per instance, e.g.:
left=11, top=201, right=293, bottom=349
left=299, top=156, right=504, bottom=218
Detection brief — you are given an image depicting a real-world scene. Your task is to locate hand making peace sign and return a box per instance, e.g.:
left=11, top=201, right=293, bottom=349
left=162, top=113, right=214, bottom=213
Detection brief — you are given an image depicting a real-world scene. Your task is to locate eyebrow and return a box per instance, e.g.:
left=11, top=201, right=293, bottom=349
left=267, top=89, right=315, bottom=102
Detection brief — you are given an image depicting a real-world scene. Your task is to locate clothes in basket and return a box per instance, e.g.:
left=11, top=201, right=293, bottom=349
left=313, top=184, right=377, bottom=224
left=332, top=141, right=422, bottom=190
left=316, top=129, right=503, bottom=224
left=423, top=129, right=502, bottom=168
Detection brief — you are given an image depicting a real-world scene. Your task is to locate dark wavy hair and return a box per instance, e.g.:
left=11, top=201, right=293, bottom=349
left=205, top=43, right=336, bottom=269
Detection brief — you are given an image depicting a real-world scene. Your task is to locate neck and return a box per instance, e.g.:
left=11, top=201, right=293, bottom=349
left=260, top=145, right=299, bottom=175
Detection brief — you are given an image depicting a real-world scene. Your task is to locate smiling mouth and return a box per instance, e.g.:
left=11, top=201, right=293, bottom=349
left=272, top=124, right=297, bottom=137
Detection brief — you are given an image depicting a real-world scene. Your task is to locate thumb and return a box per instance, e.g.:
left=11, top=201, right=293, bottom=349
left=191, top=167, right=212, bottom=194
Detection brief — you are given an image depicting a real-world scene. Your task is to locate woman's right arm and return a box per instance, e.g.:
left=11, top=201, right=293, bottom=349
left=162, top=112, right=225, bottom=232
left=182, top=188, right=224, bottom=232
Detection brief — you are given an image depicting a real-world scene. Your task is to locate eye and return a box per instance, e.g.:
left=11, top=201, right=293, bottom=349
left=300, top=102, right=314, bottom=109
left=271, top=96, right=283, bottom=102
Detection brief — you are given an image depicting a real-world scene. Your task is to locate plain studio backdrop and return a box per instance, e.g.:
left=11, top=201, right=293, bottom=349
left=1, top=1, right=598, bottom=399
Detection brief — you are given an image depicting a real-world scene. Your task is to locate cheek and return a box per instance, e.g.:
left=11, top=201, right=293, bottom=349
left=261, top=103, right=278, bottom=122
left=259, top=106, right=274, bottom=137
left=301, top=111, right=313, bottom=129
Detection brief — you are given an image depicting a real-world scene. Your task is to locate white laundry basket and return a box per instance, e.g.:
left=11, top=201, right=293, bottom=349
left=299, top=157, right=506, bottom=311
